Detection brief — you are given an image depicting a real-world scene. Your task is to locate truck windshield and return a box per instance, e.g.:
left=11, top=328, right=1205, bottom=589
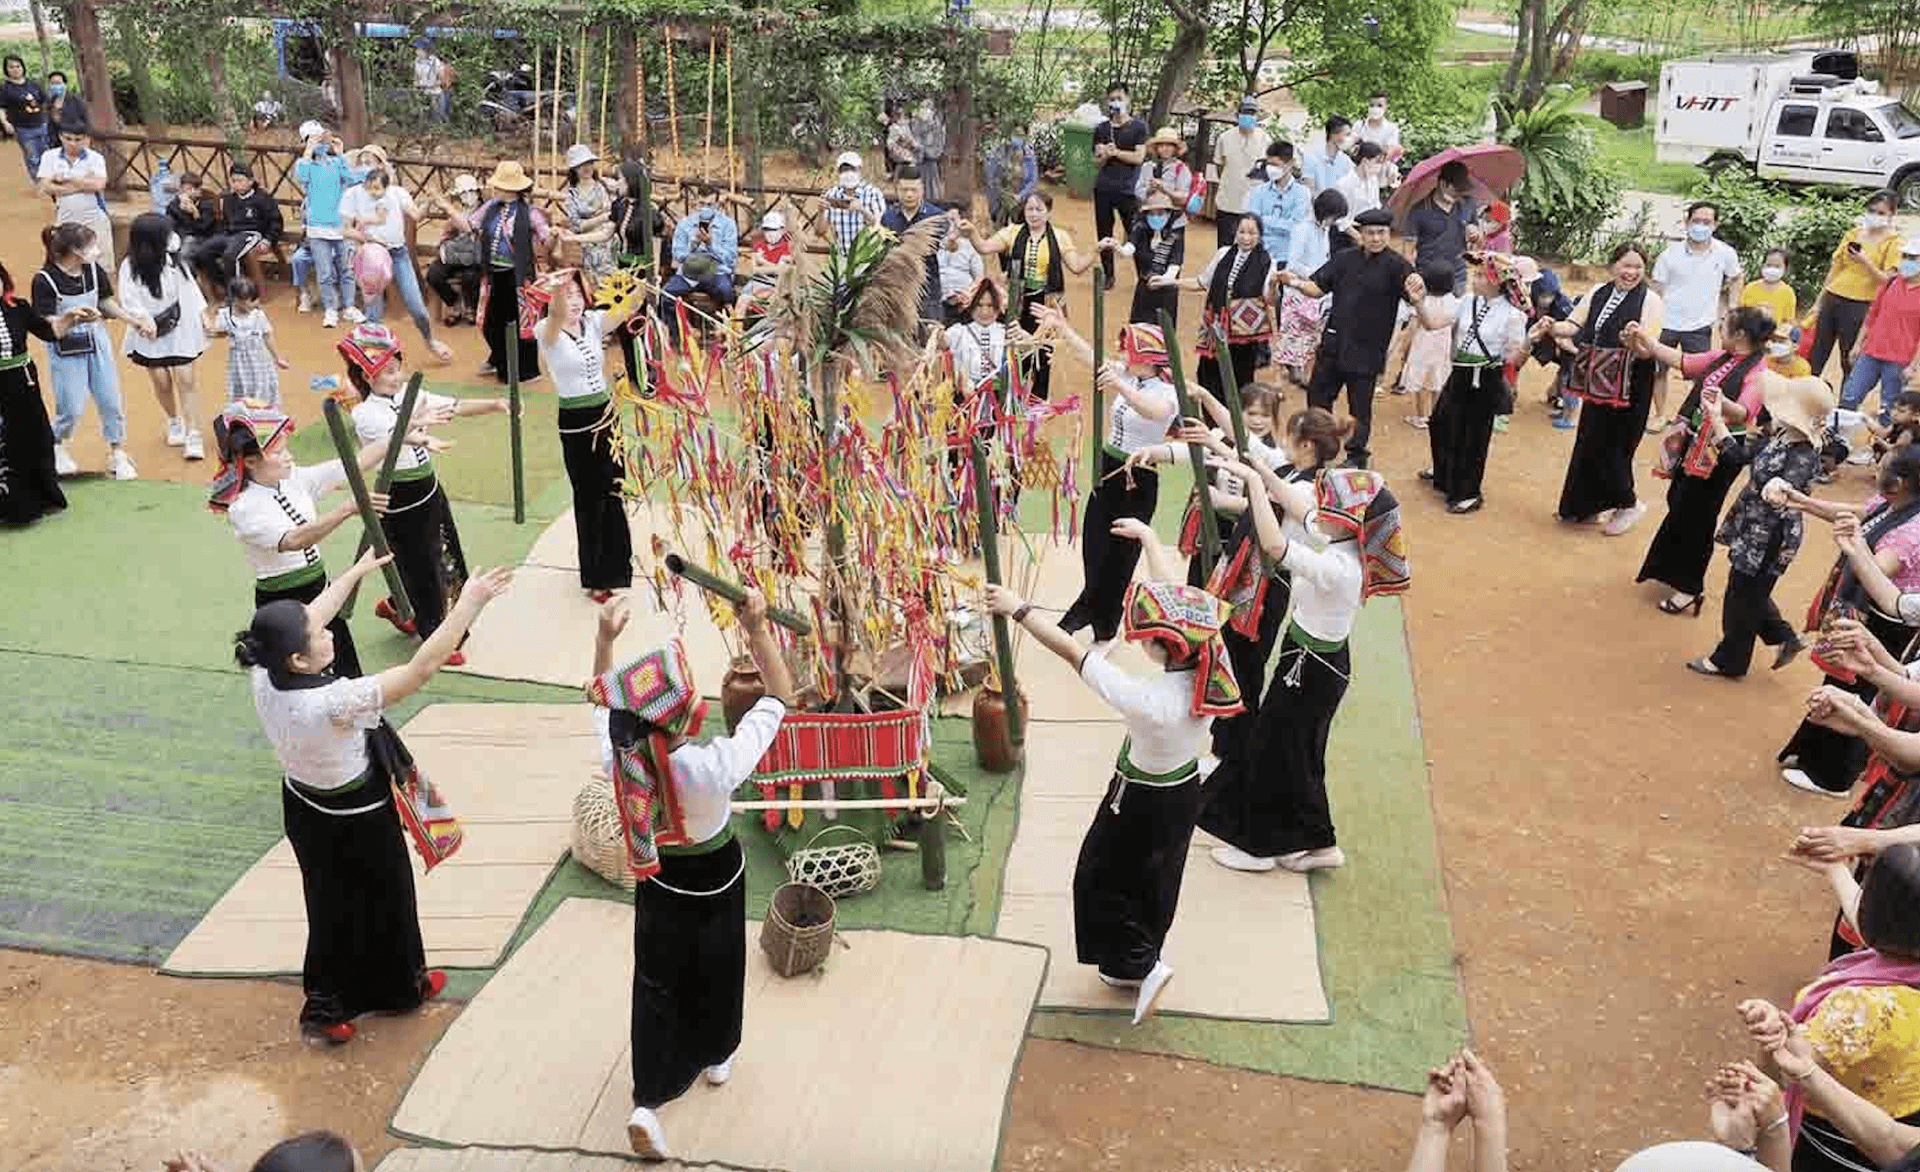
left=1882, top=102, right=1920, bottom=140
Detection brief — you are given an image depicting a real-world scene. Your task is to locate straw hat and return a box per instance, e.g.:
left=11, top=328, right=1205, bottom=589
left=487, top=160, right=535, bottom=192
left=563, top=143, right=599, bottom=171
left=1763, top=373, right=1836, bottom=441
left=1146, top=127, right=1184, bottom=152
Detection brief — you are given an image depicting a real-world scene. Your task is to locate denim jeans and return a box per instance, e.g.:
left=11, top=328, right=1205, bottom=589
left=1840, top=354, right=1907, bottom=424
left=16, top=123, right=49, bottom=176
left=291, top=242, right=313, bottom=293
left=364, top=245, right=434, bottom=341
left=47, top=323, right=126, bottom=445
left=307, top=235, right=356, bottom=312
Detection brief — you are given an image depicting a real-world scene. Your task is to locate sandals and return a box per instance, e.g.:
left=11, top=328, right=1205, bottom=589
left=1685, top=657, right=1729, bottom=677
left=1658, top=594, right=1704, bottom=617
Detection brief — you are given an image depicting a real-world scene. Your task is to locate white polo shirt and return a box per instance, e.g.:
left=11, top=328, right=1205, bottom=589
left=37, top=147, right=108, bottom=224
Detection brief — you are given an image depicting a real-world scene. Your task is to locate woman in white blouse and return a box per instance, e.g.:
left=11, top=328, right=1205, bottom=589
left=1422, top=257, right=1531, bottom=515
left=1199, top=462, right=1410, bottom=874
left=537, top=269, right=633, bottom=602
left=120, top=213, right=209, bottom=462
left=234, top=550, right=513, bottom=1044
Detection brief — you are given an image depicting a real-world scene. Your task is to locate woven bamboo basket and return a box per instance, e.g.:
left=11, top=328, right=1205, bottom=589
left=571, top=772, right=636, bottom=890
left=784, top=823, right=882, bottom=900
left=761, top=882, right=836, bottom=977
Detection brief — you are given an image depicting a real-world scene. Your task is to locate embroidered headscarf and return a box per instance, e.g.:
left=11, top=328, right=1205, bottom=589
left=1118, top=322, right=1169, bottom=369
left=1482, top=252, right=1529, bottom=308
left=207, top=399, right=294, bottom=513
left=1122, top=581, right=1244, bottom=718
left=584, top=639, right=708, bottom=880
left=1315, top=467, right=1411, bottom=601
left=337, top=322, right=403, bottom=390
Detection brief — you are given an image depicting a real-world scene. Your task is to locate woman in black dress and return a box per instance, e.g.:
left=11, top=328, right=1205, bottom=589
left=0, top=259, right=88, bottom=525
left=1553, top=243, right=1667, bottom=537
left=1631, top=305, right=1774, bottom=614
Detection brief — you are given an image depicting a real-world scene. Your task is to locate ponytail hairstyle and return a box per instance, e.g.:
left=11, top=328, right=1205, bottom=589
left=1286, top=406, right=1352, bottom=467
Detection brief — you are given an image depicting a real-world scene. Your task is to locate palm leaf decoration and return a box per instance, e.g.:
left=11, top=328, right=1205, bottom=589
left=1497, top=88, right=1594, bottom=210
left=781, top=218, right=944, bottom=379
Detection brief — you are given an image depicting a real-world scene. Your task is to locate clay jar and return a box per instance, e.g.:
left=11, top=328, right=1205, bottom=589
left=971, top=684, right=1028, bottom=772
left=721, top=656, right=767, bottom=731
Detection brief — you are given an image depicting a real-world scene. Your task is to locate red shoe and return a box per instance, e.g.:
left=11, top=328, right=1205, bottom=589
left=588, top=589, right=615, bottom=604
left=424, top=970, right=448, bottom=1000
left=445, top=651, right=467, bottom=667
left=375, top=597, right=416, bottom=635
left=306, top=1021, right=356, bottom=1044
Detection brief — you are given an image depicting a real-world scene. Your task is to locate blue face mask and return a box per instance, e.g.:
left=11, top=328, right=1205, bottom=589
left=1902, top=259, right=1920, bottom=280
left=1237, top=114, right=1256, bottom=130
left=1146, top=212, right=1170, bottom=231
left=48, top=82, right=64, bottom=97
left=1687, top=222, right=1713, bottom=243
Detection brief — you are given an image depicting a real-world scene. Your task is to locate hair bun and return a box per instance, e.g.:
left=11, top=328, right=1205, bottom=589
left=233, top=630, right=264, bottom=669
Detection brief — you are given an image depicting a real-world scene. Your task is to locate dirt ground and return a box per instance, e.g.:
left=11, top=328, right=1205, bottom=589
left=1, top=157, right=1860, bottom=1172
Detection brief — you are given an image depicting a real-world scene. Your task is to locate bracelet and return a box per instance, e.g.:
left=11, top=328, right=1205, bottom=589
left=1010, top=602, right=1033, bottom=624
left=1762, top=1114, right=1789, bottom=1134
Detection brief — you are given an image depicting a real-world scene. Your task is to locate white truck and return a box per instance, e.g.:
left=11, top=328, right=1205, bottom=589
left=1656, top=50, right=1920, bottom=206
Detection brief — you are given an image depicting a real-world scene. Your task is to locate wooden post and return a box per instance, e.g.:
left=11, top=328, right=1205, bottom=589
left=322, top=399, right=411, bottom=619
left=738, top=19, right=762, bottom=192
left=969, top=431, right=1024, bottom=751
left=1159, top=308, right=1222, bottom=577
left=507, top=324, right=526, bottom=524
left=532, top=42, right=542, bottom=180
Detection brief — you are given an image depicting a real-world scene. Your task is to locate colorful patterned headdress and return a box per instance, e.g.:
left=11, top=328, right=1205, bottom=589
left=207, top=399, right=294, bottom=513
left=1482, top=252, right=1529, bottom=308
left=1315, top=468, right=1411, bottom=602
left=1122, top=581, right=1244, bottom=718
left=584, top=639, right=708, bottom=880
left=337, top=322, right=403, bottom=385
left=1119, top=322, right=1169, bottom=368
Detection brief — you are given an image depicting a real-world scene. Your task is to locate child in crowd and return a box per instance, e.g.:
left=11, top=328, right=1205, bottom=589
left=1740, top=247, right=1797, bottom=329
left=1401, top=263, right=1459, bottom=430
left=204, top=277, right=288, bottom=406
left=1766, top=321, right=1813, bottom=379
left=1866, top=388, right=1920, bottom=460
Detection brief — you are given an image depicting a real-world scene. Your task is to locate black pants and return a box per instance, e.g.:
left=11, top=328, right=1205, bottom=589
left=1072, top=770, right=1204, bottom=981
left=481, top=268, right=540, bottom=383
left=1809, top=293, right=1871, bottom=380
left=381, top=475, right=468, bottom=642
left=1779, top=610, right=1913, bottom=793
left=1307, top=355, right=1378, bottom=464
left=256, top=571, right=362, bottom=678
left=1708, top=567, right=1796, bottom=676
left=1210, top=575, right=1287, bottom=761
left=425, top=260, right=483, bottom=316
left=1428, top=364, right=1501, bottom=505
left=1197, top=343, right=1261, bottom=402
left=1129, top=278, right=1179, bottom=327
left=1215, top=211, right=1243, bottom=250
left=1093, top=191, right=1139, bottom=281
left=559, top=405, right=634, bottom=590
left=1199, top=633, right=1351, bottom=856
left=631, top=838, right=746, bottom=1109
left=1062, top=452, right=1158, bottom=641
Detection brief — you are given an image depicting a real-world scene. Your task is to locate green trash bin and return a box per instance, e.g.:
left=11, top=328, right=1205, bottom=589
left=1060, top=122, right=1095, bottom=199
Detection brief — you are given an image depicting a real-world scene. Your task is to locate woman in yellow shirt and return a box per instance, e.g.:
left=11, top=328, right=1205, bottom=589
left=1741, top=246, right=1797, bottom=327
left=964, top=192, right=1097, bottom=401
left=1812, top=189, right=1902, bottom=383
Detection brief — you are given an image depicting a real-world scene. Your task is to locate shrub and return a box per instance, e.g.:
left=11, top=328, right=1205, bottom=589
left=1565, top=49, right=1665, bottom=91
left=1685, top=168, right=1784, bottom=272
left=1512, top=143, right=1623, bottom=261
left=1585, top=195, right=1662, bottom=266
left=1772, top=191, right=1860, bottom=312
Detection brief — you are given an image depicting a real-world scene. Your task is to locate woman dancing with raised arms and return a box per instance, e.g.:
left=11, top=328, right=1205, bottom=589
left=984, top=523, right=1243, bottom=1025
left=235, top=550, right=514, bottom=1044
left=590, top=591, right=794, bottom=1163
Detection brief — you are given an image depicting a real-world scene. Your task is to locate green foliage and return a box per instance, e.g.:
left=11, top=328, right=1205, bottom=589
left=1587, top=194, right=1662, bottom=266
left=1685, top=167, right=1780, bottom=270
left=1496, top=88, right=1593, bottom=207
left=1676, top=170, right=1863, bottom=309
left=1511, top=143, right=1622, bottom=261
left=1287, top=0, right=1455, bottom=118
left=1562, top=48, right=1664, bottom=91
left=1360, top=64, right=1496, bottom=169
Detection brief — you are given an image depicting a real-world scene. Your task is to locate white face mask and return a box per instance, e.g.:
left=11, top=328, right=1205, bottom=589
left=1766, top=341, right=1792, bottom=357
left=459, top=190, right=480, bottom=208
left=1761, top=265, right=1785, bottom=282
left=1863, top=213, right=1892, bottom=230
left=1369, top=103, right=1387, bottom=118
left=839, top=171, right=860, bottom=191
left=81, top=245, right=100, bottom=264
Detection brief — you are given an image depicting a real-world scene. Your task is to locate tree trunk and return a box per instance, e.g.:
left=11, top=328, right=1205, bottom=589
left=739, top=25, right=762, bottom=191
left=1503, top=0, right=1532, bottom=93
left=1525, top=0, right=1552, bottom=103
left=614, top=25, right=639, bottom=160
left=29, top=0, right=51, bottom=76
left=64, top=0, right=120, bottom=185
left=948, top=35, right=977, bottom=217
left=207, top=44, right=244, bottom=151
left=332, top=32, right=369, bottom=147
left=1147, top=18, right=1207, bottom=129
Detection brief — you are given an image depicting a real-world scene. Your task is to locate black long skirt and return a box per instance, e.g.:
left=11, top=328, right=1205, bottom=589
left=256, top=570, right=362, bottom=678
left=558, top=404, right=634, bottom=590
left=381, top=475, right=469, bottom=642
left=1061, top=452, right=1158, bottom=641
left=1016, top=299, right=1052, bottom=401
left=282, top=775, right=429, bottom=1028
left=0, top=364, right=64, bottom=525
left=1196, top=343, right=1262, bottom=401
left=1428, top=364, right=1502, bottom=506
left=1779, top=609, right=1915, bottom=793
left=632, top=835, right=746, bottom=1109
left=1199, top=632, right=1351, bottom=857
left=1636, top=457, right=1742, bottom=597
left=1209, top=580, right=1288, bottom=761
left=481, top=269, right=540, bottom=384
left=1557, top=361, right=1655, bottom=521
left=1129, top=280, right=1179, bottom=328
left=1073, top=767, right=1204, bottom=982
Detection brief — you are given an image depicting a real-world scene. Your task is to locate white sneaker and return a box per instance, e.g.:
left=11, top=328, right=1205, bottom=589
left=108, top=448, right=137, bottom=480
left=1601, top=501, right=1648, bottom=537
left=183, top=431, right=205, bottom=461
left=297, top=290, right=314, bottom=313
left=1781, top=768, right=1848, bottom=798
left=1277, top=846, right=1347, bottom=872
left=342, top=306, right=366, bottom=325
left=1209, top=844, right=1276, bottom=873
left=626, top=1106, right=672, bottom=1161
left=165, top=416, right=186, bottom=446
left=1132, top=960, right=1173, bottom=1025
left=323, top=308, right=340, bottom=329
left=53, top=442, right=77, bottom=476
left=1847, top=446, right=1876, bottom=466
left=704, top=1054, right=734, bottom=1086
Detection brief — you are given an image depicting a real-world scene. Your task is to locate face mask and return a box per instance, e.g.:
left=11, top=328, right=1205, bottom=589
left=1761, top=265, right=1784, bottom=282
left=1864, top=213, right=1892, bottom=230
left=81, top=245, right=100, bottom=264
left=1902, top=259, right=1920, bottom=280
left=459, top=191, right=479, bottom=208
left=1108, top=99, right=1126, bottom=116
left=839, top=171, right=859, bottom=190
left=1267, top=163, right=1287, bottom=182
left=1237, top=114, right=1256, bottom=131
left=1369, top=103, right=1386, bottom=118
left=1766, top=341, right=1792, bottom=357
left=48, top=83, right=64, bottom=97
left=1146, top=212, right=1170, bottom=231
left=1687, top=222, right=1713, bottom=243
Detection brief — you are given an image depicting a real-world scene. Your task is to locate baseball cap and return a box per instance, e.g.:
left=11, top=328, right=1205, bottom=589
left=835, top=150, right=863, bottom=171
left=762, top=210, right=786, bottom=230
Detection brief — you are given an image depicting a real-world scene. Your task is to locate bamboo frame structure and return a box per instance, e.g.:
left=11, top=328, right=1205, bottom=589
left=532, top=48, right=542, bottom=183
left=703, top=31, right=715, bottom=182
left=598, top=30, right=611, bottom=157
left=664, top=25, right=681, bottom=164
left=725, top=29, right=736, bottom=193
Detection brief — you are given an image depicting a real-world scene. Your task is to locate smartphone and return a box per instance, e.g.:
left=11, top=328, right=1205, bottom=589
left=1848, top=241, right=1864, bottom=254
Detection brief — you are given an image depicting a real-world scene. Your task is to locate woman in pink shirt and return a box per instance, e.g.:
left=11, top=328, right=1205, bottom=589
left=1839, top=240, right=1920, bottom=432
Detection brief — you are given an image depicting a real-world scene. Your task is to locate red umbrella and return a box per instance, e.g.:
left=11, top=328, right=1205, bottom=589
left=1387, top=143, right=1526, bottom=220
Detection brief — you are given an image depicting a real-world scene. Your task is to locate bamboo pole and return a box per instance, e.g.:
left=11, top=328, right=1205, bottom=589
left=636, top=30, right=648, bottom=156
left=1089, top=268, right=1105, bottom=470
left=703, top=31, right=715, bottom=183
left=725, top=29, right=736, bottom=194
left=1159, top=308, right=1222, bottom=577
left=971, top=375, right=1024, bottom=752
left=1211, top=322, right=1269, bottom=573
left=577, top=26, right=588, bottom=157
left=551, top=41, right=563, bottom=192
left=663, top=552, right=814, bottom=634
left=664, top=26, right=681, bottom=165
left=322, top=400, right=412, bottom=617
left=341, top=373, right=425, bottom=620
left=533, top=46, right=542, bottom=184
left=598, top=29, right=611, bottom=158
left=508, top=323, right=526, bottom=524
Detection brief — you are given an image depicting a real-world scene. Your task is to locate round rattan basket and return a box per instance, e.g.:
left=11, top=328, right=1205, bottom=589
left=784, top=823, right=881, bottom=900
left=571, top=772, right=636, bottom=890
left=761, top=882, right=836, bottom=977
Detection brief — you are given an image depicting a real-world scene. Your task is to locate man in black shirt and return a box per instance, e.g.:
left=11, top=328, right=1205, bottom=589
left=1091, top=82, right=1147, bottom=291
left=0, top=55, right=49, bottom=175
left=167, top=171, right=223, bottom=287
left=879, top=166, right=949, bottom=331
left=205, top=163, right=284, bottom=284
left=1277, top=207, right=1422, bottom=468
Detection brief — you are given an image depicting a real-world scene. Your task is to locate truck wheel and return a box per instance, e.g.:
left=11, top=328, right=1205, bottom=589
left=1897, top=169, right=1920, bottom=212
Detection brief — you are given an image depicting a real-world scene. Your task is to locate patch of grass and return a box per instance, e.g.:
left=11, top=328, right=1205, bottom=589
left=1438, top=25, right=1515, bottom=58
left=1591, top=121, right=1701, bottom=197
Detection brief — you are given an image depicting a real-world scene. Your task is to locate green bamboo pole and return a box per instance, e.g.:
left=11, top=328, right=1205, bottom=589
left=969, top=425, right=1024, bottom=753
left=634, top=163, right=653, bottom=267
left=1089, top=265, right=1106, bottom=470
left=1159, top=307, right=1222, bottom=579
left=322, top=399, right=411, bottom=619
left=507, top=324, right=526, bottom=525
left=662, top=553, right=813, bottom=635
left=341, top=372, right=424, bottom=621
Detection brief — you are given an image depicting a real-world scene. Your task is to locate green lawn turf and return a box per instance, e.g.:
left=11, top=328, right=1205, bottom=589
left=1591, top=121, right=1703, bottom=199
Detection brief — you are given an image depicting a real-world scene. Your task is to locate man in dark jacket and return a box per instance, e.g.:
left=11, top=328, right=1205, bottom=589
left=167, top=171, right=224, bottom=287
left=207, top=162, right=284, bottom=284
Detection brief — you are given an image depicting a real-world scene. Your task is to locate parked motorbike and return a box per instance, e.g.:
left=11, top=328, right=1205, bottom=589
left=478, top=65, right=576, bottom=136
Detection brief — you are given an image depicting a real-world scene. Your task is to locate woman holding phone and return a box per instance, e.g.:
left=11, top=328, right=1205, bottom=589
left=1809, top=190, right=1901, bottom=383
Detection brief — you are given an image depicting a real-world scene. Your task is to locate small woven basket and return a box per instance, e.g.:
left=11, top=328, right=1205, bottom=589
left=784, top=824, right=882, bottom=900
left=571, top=772, right=636, bottom=891
left=761, top=882, right=836, bottom=977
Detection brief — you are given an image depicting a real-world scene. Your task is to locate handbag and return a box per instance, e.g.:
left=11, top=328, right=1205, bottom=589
left=54, top=324, right=96, bottom=357
left=440, top=231, right=482, bottom=268
left=151, top=301, right=181, bottom=337
left=1185, top=172, right=1209, bottom=218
